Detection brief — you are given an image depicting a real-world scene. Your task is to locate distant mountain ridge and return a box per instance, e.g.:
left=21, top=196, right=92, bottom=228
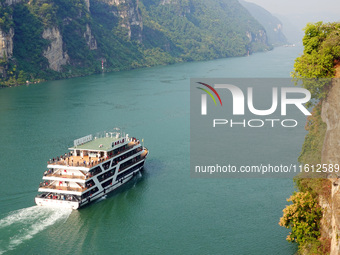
left=0, top=0, right=272, bottom=85
left=239, top=0, right=288, bottom=46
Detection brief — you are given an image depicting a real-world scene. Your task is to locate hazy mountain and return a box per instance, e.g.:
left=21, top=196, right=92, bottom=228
left=239, top=0, right=288, bottom=46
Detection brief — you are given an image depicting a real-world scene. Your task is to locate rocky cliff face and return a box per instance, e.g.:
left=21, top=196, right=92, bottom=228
left=0, top=28, right=14, bottom=58
left=84, top=24, right=97, bottom=50
left=109, top=0, right=143, bottom=42
left=246, top=30, right=267, bottom=45
left=42, top=27, right=69, bottom=72
left=320, top=66, right=340, bottom=255
left=322, top=79, right=340, bottom=165
left=0, top=0, right=18, bottom=60
left=239, top=0, right=287, bottom=46
left=84, top=0, right=90, bottom=12
left=5, top=0, right=21, bottom=5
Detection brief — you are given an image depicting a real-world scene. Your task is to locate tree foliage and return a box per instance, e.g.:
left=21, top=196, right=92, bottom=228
left=279, top=192, right=322, bottom=245
left=140, top=0, right=270, bottom=61
left=0, top=2, right=13, bottom=33
left=292, top=22, right=340, bottom=102
left=298, top=102, right=327, bottom=166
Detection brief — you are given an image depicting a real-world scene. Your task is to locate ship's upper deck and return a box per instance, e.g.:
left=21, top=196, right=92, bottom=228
left=69, top=136, right=126, bottom=152
left=47, top=130, right=142, bottom=169
left=68, top=130, right=131, bottom=152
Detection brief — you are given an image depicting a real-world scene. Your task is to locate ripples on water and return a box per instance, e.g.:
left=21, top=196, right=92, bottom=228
left=0, top=206, right=72, bottom=254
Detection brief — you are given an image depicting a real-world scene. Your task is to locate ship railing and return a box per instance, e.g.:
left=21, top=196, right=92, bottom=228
left=41, top=184, right=87, bottom=193
left=40, top=193, right=81, bottom=202
left=39, top=181, right=52, bottom=188
left=45, top=172, right=87, bottom=180
left=47, top=152, right=72, bottom=165
left=48, top=157, right=106, bottom=167
left=47, top=140, right=141, bottom=169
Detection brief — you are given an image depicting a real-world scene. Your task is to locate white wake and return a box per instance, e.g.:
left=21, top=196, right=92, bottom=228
left=0, top=206, right=72, bottom=254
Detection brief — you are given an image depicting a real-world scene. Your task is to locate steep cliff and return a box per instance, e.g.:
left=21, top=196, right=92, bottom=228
left=239, top=0, right=287, bottom=46
left=84, top=24, right=97, bottom=50
left=141, top=0, right=270, bottom=61
left=320, top=66, right=340, bottom=255
left=42, top=27, right=69, bottom=72
left=5, top=0, right=21, bottom=4
left=0, top=28, right=14, bottom=58
left=0, top=1, right=15, bottom=60
left=109, top=0, right=143, bottom=42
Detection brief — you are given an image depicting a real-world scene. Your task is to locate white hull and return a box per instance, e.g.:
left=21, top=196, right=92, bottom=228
left=35, top=197, right=80, bottom=209
left=36, top=163, right=145, bottom=209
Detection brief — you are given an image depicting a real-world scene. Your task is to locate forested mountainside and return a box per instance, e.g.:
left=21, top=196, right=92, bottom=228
left=0, top=0, right=271, bottom=86
left=239, top=0, right=287, bottom=46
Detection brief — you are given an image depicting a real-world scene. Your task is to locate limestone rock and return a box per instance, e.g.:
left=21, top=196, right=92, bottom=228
left=0, top=28, right=14, bottom=58
left=42, top=27, right=69, bottom=72
left=110, top=0, right=143, bottom=42
left=5, top=0, right=21, bottom=5
left=84, top=24, right=97, bottom=50
left=321, top=78, right=340, bottom=164
left=321, top=77, right=340, bottom=255
left=84, top=0, right=90, bottom=12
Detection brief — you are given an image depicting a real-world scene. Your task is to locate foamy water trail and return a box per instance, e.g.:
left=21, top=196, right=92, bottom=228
left=0, top=206, right=72, bottom=254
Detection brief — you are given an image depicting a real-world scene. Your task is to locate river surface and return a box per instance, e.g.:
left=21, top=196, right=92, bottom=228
left=0, top=46, right=303, bottom=254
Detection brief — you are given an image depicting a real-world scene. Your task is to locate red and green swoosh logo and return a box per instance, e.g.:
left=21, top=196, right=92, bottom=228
left=197, top=82, right=222, bottom=106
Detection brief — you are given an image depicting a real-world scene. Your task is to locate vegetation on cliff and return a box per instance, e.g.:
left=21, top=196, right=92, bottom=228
left=291, top=22, right=340, bottom=176
left=279, top=192, right=322, bottom=244
left=292, top=22, right=340, bottom=102
left=239, top=0, right=287, bottom=46
left=280, top=22, right=340, bottom=254
left=0, top=0, right=272, bottom=86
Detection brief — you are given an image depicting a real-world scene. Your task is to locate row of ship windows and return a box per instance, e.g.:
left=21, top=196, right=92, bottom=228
left=117, top=162, right=144, bottom=180
left=119, top=155, right=141, bottom=171
left=107, top=144, right=128, bottom=158
left=101, top=145, right=133, bottom=170
left=85, top=168, right=115, bottom=188
left=111, top=148, right=142, bottom=168
left=88, top=147, right=141, bottom=176
left=83, top=150, right=144, bottom=193
left=82, top=162, right=144, bottom=199
left=82, top=187, right=99, bottom=199
left=98, top=168, right=116, bottom=182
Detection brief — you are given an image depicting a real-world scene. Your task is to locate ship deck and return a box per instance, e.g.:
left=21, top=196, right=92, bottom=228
left=48, top=141, right=139, bottom=168
left=69, top=136, right=124, bottom=151
left=40, top=185, right=87, bottom=193
left=44, top=172, right=87, bottom=180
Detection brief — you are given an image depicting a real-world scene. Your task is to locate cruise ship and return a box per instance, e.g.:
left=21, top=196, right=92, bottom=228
left=35, top=129, right=148, bottom=209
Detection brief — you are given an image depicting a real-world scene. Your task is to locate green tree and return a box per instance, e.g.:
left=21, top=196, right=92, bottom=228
left=279, top=192, right=322, bottom=244
left=17, top=70, right=26, bottom=84
left=292, top=22, right=340, bottom=103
